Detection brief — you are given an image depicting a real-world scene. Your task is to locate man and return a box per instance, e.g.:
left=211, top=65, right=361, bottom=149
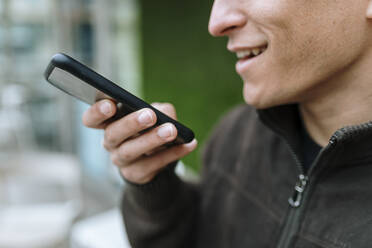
left=83, top=0, right=372, bottom=247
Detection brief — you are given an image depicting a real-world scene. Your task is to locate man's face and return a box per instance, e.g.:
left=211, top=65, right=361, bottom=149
left=209, top=0, right=371, bottom=108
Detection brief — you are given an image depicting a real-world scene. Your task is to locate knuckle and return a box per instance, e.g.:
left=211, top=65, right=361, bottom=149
left=110, top=152, right=123, bottom=166
left=81, top=114, right=88, bottom=126
left=118, top=147, right=134, bottom=162
left=120, top=166, right=132, bottom=179
left=102, top=140, right=111, bottom=151
left=148, top=132, right=164, bottom=145
left=142, top=135, right=166, bottom=153
left=122, top=167, right=145, bottom=183
left=116, top=114, right=140, bottom=134
left=104, top=129, right=117, bottom=147
left=139, top=175, right=155, bottom=184
left=82, top=110, right=93, bottom=127
left=128, top=114, right=142, bottom=129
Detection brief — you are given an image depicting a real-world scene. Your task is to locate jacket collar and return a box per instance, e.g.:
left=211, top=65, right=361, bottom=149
left=257, top=104, right=372, bottom=171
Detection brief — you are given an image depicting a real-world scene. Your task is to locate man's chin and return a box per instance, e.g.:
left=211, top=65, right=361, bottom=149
left=244, top=99, right=273, bottom=109
left=243, top=85, right=275, bottom=109
left=242, top=83, right=295, bottom=109
left=244, top=93, right=297, bottom=109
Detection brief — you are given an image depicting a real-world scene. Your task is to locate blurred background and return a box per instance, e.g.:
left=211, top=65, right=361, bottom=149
left=0, top=0, right=242, bottom=247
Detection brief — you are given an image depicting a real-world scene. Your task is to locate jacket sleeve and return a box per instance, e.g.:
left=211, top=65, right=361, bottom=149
left=121, top=104, right=250, bottom=248
left=121, top=162, right=199, bottom=248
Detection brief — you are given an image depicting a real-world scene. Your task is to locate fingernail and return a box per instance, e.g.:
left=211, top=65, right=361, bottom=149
left=138, top=109, right=153, bottom=125
left=157, top=124, right=174, bottom=139
left=185, top=139, right=197, bottom=148
left=100, top=101, right=112, bottom=116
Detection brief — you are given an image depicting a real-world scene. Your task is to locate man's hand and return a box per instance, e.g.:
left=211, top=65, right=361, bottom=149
left=82, top=100, right=197, bottom=184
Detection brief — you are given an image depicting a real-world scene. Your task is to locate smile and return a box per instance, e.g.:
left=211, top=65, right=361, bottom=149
left=234, top=44, right=268, bottom=75
left=236, top=45, right=268, bottom=60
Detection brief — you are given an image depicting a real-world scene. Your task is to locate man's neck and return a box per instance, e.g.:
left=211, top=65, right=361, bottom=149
left=299, top=51, right=372, bottom=147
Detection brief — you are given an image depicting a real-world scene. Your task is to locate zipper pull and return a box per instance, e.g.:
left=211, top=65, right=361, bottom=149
left=288, top=174, right=308, bottom=208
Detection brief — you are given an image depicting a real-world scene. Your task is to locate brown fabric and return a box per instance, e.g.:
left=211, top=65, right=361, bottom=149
left=121, top=104, right=372, bottom=248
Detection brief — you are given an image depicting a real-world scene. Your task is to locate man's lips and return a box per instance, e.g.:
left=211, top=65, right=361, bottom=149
left=235, top=45, right=268, bottom=59
left=233, top=44, right=268, bottom=75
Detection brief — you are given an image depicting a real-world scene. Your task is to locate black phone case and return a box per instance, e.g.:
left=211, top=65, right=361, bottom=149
left=44, top=53, right=194, bottom=144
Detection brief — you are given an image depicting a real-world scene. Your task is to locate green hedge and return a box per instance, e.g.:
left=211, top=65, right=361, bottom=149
left=141, top=1, right=243, bottom=172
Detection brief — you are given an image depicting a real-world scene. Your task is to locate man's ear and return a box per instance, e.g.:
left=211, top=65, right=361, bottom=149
left=367, top=0, right=372, bottom=19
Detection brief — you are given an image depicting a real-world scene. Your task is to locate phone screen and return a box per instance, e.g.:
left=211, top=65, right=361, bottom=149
left=48, top=67, right=111, bottom=105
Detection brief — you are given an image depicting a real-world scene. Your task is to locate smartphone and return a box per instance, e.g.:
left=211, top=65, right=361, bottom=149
left=44, top=53, right=194, bottom=145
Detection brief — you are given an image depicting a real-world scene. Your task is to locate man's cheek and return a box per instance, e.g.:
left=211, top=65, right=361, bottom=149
left=249, top=1, right=291, bottom=20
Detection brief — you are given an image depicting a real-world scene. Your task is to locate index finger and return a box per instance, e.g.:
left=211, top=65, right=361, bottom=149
left=82, top=99, right=117, bottom=129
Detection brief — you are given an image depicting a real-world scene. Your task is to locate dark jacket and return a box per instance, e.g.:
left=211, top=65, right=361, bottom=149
left=122, top=104, right=372, bottom=248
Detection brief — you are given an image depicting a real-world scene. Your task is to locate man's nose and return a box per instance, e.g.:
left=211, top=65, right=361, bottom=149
left=208, top=0, right=247, bottom=37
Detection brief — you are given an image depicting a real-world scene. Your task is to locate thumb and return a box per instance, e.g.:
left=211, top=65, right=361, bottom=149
left=151, top=102, right=177, bottom=120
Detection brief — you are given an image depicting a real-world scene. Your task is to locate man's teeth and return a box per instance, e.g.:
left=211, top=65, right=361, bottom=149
left=237, top=46, right=267, bottom=59
left=252, top=48, right=260, bottom=56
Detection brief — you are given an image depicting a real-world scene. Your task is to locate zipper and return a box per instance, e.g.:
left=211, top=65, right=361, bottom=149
left=257, top=107, right=372, bottom=248
left=288, top=174, right=308, bottom=208
left=276, top=136, right=337, bottom=248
